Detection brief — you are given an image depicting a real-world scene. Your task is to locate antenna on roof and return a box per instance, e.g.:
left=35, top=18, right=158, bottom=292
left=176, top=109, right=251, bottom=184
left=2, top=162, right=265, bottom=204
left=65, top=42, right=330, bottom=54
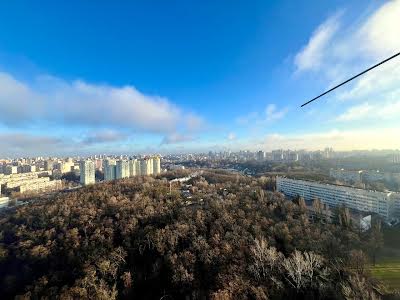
left=301, top=51, right=400, bottom=107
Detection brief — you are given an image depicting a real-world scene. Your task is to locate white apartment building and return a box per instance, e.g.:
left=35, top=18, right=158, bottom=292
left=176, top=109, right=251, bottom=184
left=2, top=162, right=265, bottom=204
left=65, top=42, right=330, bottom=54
left=5, top=177, right=50, bottom=189
left=19, top=179, right=62, bottom=194
left=104, top=159, right=117, bottom=181
left=80, top=160, right=95, bottom=185
left=152, top=156, right=161, bottom=175
left=140, top=158, right=153, bottom=176
left=276, top=176, right=400, bottom=220
left=54, top=161, right=74, bottom=174
left=129, top=159, right=141, bottom=177
left=116, top=160, right=130, bottom=179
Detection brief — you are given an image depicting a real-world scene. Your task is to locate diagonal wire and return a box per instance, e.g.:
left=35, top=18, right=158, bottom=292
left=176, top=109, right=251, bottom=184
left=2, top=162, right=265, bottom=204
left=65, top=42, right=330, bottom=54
left=301, top=51, right=400, bottom=107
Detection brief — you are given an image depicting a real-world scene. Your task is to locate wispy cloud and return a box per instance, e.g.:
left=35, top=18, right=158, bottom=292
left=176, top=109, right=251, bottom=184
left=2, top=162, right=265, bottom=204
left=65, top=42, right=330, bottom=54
left=336, top=100, right=400, bottom=122
left=161, top=133, right=194, bottom=145
left=294, top=1, right=400, bottom=126
left=236, top=104, right=288, bottom=126
left=257, top=127, right=400, bottom=151
left=0, top=132, right=68, bottom=157
left=227, top=132, right=236, bottom=141
left=81, top=129, right=128, bottom=145
left=265, top=104, right=288, bottom=121
left=294, top=13, right=341, bottom=73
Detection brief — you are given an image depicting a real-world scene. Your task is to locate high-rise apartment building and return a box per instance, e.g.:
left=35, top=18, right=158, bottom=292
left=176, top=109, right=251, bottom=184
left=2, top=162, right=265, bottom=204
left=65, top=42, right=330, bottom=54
left=80, top=160, right=95, bottom=185
left=152, top=156, right=161, bottom=175
left=129, top=159, right=139, bottom=177
left=104, top=159, right=117, bottom=181
left=116, top=160, right=130, bottom=179
left=257, top=151, right=265, bottom=161
left=140, top=158, right=153, bottom=176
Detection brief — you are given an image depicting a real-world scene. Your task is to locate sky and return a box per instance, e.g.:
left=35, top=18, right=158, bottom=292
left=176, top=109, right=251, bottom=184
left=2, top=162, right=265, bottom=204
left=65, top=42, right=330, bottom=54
left=0, top=0, right=400, bottom=156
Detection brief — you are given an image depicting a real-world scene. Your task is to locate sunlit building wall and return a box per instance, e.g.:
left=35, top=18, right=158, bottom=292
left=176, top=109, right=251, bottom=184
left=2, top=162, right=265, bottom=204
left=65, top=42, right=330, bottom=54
left=104, top=159, right=116, bottom=181
left=152, top=156, right=161, bottom=175
left=116, top=160, right=129, bottom=179
left=276, top=176, right=400, bottom=220
left=80, top=160, right=95, bottom=185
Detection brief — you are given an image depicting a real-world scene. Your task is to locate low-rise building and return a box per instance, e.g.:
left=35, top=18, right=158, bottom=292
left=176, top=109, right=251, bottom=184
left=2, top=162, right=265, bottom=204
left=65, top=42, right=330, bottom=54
left=18, top=179, right=62, bottom=194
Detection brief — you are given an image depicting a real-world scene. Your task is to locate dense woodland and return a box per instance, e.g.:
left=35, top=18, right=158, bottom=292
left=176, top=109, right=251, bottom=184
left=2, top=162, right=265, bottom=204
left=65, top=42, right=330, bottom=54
left=0, top=171, right=396, bottom=299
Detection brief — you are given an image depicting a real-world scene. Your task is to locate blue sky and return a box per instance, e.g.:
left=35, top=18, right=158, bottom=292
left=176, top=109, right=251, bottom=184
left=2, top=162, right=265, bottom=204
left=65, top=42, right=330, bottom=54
left=0, top=0, right=399, bottom=156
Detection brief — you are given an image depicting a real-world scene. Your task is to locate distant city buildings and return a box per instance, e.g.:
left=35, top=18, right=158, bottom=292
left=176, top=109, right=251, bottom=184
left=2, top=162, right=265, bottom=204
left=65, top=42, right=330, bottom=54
left=393, top=153, right=400, bottom=164
left=257, top=151, right=265, bottom=161
left=276, top=176, right=400, bottom=221
left=330, top=169, right=363, bottom=183
left=5, top=165, right=18, bottom=175
left=330, top=168, right=400, bottom=185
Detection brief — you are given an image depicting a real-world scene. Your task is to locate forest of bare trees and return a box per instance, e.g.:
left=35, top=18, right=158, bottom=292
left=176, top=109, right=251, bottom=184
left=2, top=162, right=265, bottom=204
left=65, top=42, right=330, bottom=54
left=0, top=171, right=392, bottom=299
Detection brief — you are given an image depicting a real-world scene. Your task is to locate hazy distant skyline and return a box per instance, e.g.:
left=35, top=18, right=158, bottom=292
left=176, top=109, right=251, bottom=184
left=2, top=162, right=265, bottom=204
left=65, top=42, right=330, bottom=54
left=0, top=1, right=399, bottom=156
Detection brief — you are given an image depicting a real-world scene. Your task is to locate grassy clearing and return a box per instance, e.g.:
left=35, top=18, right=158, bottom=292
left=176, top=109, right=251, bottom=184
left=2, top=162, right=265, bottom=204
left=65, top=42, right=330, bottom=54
left=370, top=259, right=400, bottom=292
left=369, top=227, right=400, bottom=292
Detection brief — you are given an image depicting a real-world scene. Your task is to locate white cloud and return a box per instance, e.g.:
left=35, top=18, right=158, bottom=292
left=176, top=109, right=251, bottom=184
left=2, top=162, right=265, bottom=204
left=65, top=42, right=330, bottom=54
left=0, top=71, right=203, bottom=134
left=358, top=0, right=400, bottom=59
left=185, top=114, right=205, bottom=131
left=294, top=14, right=341, bottom=72
left=258, top=127, right=400, bottom=151
left=81, top=129, right=128, bottom=145
left=336, top=103, right=373, bottom=121
left=236, top=112, right=258, bottom=125
left=236, top=104, right=288, bottom=126
left=295, top=1, right=400, bottom=81
left=337, top=100, right=400, bottom=122
left=161, top=133, right=194, bottom=145
left=0, top=132, right=68, bottom=157
left=227, top=132, right=236, bottom=141
left=265, top=104, right=288, bottom=121
left=295, top=1, right=400, bottom=125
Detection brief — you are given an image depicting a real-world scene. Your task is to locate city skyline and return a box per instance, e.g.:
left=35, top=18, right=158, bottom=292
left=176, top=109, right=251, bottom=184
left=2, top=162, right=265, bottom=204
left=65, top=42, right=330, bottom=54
left=1, top=1, right=400, bottom=156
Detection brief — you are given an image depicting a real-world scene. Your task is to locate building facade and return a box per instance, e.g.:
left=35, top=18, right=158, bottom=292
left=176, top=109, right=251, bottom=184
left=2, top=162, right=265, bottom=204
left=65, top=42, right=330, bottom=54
left=104, top=159, right=117, bottom=181
left=116, top=160, right=130, bottom=179
left=276, top=176, right=400, bottom=221
left=152, top=156, right=161, bottom=175
left=140, top=158, right=153, bottom=176
left=80, top=160, right=95, bottom=185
